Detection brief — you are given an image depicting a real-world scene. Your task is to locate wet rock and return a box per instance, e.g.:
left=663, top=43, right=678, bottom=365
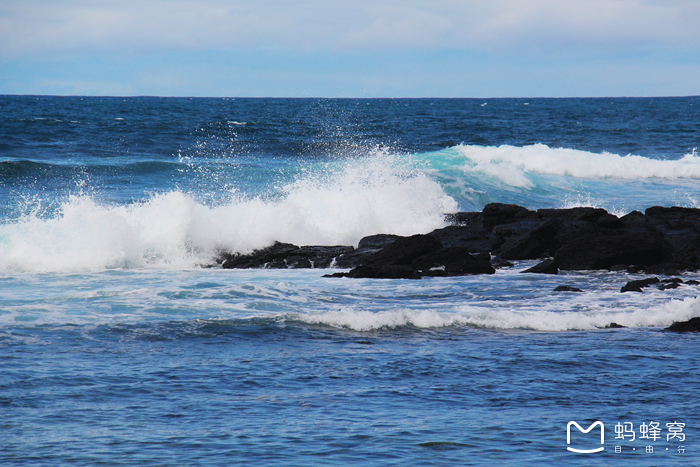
left=604, top=323, right=625, bottom=328
left=620, top=277, right=660, bottom=293
left=595, top=213, right=624, bottom=229
left=444, top=211, right=483, bottom=227
left=414, top=249, right=495, bottom=276
left=219, top=243, right=354, bottom=269
left=481, top=203, right=539, bottom=231
left=645, top=206, right=700, bottom=221
left=357, top=234, right=400, bottom=250
left=521, top=259, right=558, bottom=274
left=666, top=317, right=700, bottom=333
left=220, top=242, right=300, bottom=269
left=554, top=229, right=673, bottom=271
left=343, top=234, right=444, bottom=279
left=490, top=256, right=514, bottom=268
left=537, top=207, right=607, bottom=223
left=553, top=285, right=583, bottom=292
left=428, top=225, right=501, bottom=252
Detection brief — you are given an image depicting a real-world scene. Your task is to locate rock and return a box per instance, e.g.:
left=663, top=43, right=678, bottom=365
left=220, top=242, right=300, bottom=269
left=343, top=234, right=444, bottom=279
left=553, top=285, right=583, bottom=292
left=537, top=207, right=607, bottom=223
left=481, top=203, right=539, bottom=231
left=521, top=259, right=558, bottom=274
left=641, top=263, right=684, bottom=276
left=357, top=234, right=400, bottom=250
left=595, top=213, right=624, bottom=229
left=495, top=220, right=554, bottom=260
left=428, top=225, right=501, bottom=252
left=620, top=277, right=660, bottom=293
left=490, top=256, right=514, bottom=268
left=287, top=246, right=355, bottom=268
left=444, top=211, right=483, bottom=227
left=604, top=322, right=625, bottom=328
left=219, top=242, right=354, bottom=269
left=413, top=249, right=495, bottom=276
left=491, top=220, right=542, bottom=244
left=666, top=317, right=700, bottom=333
left=554, top=229, right=673, bottom=271
left=645, top=206, right=700, bottom=221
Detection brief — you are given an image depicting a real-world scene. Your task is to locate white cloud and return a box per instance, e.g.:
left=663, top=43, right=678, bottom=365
left=1, top=0, right=699, bottom=58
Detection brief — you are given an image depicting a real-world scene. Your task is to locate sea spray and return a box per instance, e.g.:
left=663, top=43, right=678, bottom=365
left=0, top=156, right=456, bottom=274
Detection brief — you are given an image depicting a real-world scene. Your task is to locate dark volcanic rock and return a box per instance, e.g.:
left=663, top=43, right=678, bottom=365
left=288, top=246, right=355, bottom=268
left=521, top=259, right=559, bottom=274
left=666, top=317, right=700, bottom=333
left=490, top=256, right=514, bottom=268
left=481, top=203, right=539, bottom=231
left=220, top=242, right=354, bottom=269
left=553, top=285, right=583, bottom=292
left=427, top=225, right=501, bottom=252
left=339, top=235, right=495, bottom=279
left=646, top=206, right=700, bottom=221
left=620, top=277, right=660, bottom=293
left=414, top=249, right=495, bottom=276
left=537, top=207, right=607, bottom=223
left=220, top=242, right=299, bottom=269
left=344, top=234, right=444, bottom=279
left=554, top=229, right=673, bottom=271
left=357, top=234, right=400, bottom=250
left=444, top=211, right=483, bottom=227
left=604, top=322, right=625, bottom=328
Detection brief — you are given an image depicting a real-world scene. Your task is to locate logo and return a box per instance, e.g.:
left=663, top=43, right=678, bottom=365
left=567, top=421, right=605, bottom=453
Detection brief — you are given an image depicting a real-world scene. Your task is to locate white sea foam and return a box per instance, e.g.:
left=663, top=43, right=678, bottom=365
left=454, top=144, right=700, bottom=187
left=292, top=296, right=700, bottom=332
left=0, top=157, right=456, bottom=274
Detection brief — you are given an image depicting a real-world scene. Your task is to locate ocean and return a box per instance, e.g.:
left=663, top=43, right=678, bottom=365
left=1, top=95, right=699, bottom=466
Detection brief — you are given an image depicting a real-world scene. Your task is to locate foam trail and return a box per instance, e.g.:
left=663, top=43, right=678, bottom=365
left=0, top=157, right=457, bottom=274
left=292, top=297, right=700, bottom=331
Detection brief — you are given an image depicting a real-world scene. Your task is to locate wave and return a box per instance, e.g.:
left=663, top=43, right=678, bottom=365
left=0, top=159, right=183, bottom=180
left=419, top=144, right=700, bottom=213
left=290, top=296, right=700, bottom=332
left=0, top=156, right=456, bottom=273
left=448, top=144, right=700, bottom=187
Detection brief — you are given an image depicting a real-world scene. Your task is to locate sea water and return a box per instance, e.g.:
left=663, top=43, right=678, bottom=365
left=1, top=96, right=700, bottom=466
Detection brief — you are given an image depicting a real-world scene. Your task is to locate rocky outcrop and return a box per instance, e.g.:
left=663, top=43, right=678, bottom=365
left=666, top=317, right=700, bottom=333
left=213, top=203, right=700, bottom=279
left=218, top=243, right=355, bottom=269
left=328, top=234, right=495, bottom=279
left=620, top=277, right=660, bottom=293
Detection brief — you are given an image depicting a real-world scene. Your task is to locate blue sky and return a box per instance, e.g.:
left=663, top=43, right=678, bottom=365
left=1, top=0, right=699, bottom=97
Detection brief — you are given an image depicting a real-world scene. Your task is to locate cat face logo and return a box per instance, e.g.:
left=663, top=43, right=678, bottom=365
left=567, top=421, right=605, bottom=453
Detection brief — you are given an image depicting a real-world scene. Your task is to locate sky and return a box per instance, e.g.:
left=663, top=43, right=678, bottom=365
left=1, top=0, right=699, bottom=97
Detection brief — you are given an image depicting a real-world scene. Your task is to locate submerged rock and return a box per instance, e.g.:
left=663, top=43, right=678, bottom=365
left=620, top=277, right=660, bottom=293
left=553, top=285, right=583, bottom=292
left=521, top=259, right=558, bottom=274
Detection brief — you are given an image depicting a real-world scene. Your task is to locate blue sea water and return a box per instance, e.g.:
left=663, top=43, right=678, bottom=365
left=1, top=95, right=700, bottom=466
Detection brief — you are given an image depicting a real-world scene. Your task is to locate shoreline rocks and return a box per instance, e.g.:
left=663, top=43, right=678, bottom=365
left=213, top=203, right=700, bottom=280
